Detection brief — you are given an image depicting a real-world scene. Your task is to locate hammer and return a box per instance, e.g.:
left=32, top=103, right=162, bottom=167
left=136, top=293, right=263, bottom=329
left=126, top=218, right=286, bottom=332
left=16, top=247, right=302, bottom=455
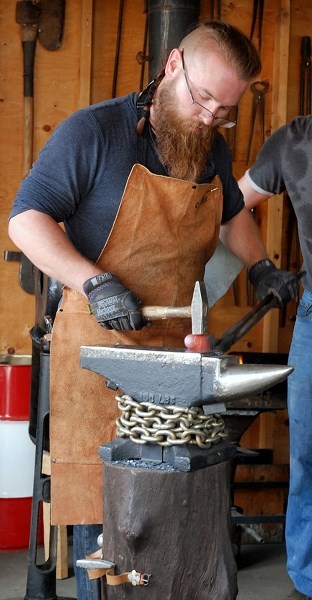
left=142, top=281, right=213, bottom=352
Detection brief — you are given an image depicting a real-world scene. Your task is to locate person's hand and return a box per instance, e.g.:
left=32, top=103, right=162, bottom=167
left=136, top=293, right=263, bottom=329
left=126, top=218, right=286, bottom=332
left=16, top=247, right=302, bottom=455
left=248, top=259, right=299, bottom=307
left=83, top=272, right=145, bottom=330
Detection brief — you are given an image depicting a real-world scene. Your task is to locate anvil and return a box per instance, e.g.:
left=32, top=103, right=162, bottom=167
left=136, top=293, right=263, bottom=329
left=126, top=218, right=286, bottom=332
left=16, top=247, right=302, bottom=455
left=80, top=345, right=293, bottom=409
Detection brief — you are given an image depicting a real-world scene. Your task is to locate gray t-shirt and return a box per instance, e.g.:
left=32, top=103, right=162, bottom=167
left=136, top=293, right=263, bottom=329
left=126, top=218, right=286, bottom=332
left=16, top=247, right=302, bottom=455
left=10, top=92, right=244, bottom=262
left=247, top=115, right=312, bottom=292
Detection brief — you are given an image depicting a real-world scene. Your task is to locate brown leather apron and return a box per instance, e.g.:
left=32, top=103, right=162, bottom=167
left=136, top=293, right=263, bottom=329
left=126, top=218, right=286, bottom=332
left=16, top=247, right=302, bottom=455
left=50, top=163, right=223, bottom=524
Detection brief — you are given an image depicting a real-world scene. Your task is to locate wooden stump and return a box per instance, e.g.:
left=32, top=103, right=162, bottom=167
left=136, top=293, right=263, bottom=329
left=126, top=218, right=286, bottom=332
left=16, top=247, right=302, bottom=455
left=101, top=458, right=237, bottom=600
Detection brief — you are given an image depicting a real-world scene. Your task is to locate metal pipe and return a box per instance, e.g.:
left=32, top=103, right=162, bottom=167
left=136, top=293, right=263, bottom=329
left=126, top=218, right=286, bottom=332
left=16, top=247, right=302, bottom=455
left=147, top=0, right=200, bottom=80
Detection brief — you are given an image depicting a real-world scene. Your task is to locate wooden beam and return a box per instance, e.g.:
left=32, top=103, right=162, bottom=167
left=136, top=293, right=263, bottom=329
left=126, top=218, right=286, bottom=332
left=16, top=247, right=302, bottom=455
left=78, top=0, right=93, bottom=108
left=262, top=0, right=290, bottom=353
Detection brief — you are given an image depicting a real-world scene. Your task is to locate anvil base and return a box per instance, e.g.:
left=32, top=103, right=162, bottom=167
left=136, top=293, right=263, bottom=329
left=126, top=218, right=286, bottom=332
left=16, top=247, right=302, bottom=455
left=99, top=437, right=236, bottom=472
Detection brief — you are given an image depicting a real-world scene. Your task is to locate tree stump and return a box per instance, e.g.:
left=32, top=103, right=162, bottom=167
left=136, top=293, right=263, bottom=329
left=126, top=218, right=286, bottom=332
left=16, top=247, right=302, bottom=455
left=101, top=457, right=237, bottom=599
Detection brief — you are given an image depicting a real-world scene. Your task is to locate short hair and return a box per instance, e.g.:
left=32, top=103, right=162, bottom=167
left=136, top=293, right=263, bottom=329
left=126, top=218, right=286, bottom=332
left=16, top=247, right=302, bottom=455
left=180, top=21, right=261, bottom=81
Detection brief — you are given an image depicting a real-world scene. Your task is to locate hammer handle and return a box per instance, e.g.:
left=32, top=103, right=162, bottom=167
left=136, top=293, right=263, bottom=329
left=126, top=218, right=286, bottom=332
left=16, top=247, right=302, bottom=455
left=142, top=306, right=191, bottom=320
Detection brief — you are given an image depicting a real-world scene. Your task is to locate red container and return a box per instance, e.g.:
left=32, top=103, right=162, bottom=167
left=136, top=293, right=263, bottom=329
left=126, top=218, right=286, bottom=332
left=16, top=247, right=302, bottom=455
left=0, top=355, right=43, bottom=550
left=0, top=497, right=44, bottom=550
left=0, top=355, right=32, bottom=420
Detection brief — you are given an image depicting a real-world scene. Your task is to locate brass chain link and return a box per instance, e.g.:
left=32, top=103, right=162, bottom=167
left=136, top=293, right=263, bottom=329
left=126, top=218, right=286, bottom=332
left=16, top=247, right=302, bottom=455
left=115, top=395, right=228, bottom=449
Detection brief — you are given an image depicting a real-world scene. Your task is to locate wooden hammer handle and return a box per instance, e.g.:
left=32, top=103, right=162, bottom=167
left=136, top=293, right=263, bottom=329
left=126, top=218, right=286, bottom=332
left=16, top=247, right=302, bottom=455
left=141, top=306, right=191, bottom=320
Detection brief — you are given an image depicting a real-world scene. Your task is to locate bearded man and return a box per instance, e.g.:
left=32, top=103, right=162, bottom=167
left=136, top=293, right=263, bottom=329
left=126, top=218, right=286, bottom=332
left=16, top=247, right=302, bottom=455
left=9, top=21, right=297, bottom=600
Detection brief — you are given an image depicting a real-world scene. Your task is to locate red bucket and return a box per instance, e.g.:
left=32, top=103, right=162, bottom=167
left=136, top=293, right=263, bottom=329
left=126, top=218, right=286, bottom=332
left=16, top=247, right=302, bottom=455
left=0, top=355, right=43, bottom=549
left=0, top=355, right=31, bottom=420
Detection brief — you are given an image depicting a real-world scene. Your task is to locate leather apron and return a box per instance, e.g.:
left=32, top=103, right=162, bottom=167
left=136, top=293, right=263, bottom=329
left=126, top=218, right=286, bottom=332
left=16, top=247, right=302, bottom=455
left=50, top=163, right=223, bottom=525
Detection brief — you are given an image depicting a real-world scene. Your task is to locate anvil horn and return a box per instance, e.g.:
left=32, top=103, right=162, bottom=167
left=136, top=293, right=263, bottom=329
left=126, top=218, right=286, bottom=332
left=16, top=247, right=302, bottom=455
left=210, top=363, right=293, bottom=401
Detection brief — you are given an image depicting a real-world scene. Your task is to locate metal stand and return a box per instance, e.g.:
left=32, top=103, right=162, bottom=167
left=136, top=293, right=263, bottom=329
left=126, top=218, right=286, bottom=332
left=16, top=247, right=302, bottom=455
left=8, top=346, right=74, bottom=600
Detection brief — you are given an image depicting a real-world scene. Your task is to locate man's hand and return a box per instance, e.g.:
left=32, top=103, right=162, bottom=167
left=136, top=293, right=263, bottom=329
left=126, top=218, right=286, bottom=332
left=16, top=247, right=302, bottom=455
left=83, top=272, right=145, bottom=330
left=248, top=259, right=299, bottom=307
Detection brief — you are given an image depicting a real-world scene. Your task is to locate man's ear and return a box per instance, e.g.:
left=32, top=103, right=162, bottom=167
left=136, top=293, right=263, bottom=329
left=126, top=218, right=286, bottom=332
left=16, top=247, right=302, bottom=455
left=165, top=48, right=182, bottom=78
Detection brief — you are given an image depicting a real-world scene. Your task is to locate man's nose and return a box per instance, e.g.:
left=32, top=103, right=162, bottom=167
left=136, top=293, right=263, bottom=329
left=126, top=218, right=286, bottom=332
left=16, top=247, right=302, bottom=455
left=199, top=111, right=216, bottom=126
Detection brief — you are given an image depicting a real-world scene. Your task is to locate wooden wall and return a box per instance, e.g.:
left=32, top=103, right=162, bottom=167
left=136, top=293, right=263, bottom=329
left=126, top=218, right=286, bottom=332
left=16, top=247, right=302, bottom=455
left=1, top=0, right=312, bottom=533
left=2, top=0, right=307, bottom=357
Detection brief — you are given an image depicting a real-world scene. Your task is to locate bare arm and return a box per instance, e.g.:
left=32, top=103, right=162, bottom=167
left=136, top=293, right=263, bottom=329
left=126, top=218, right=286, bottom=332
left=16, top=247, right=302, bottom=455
left=238, top=172, right=271, bottom=210
left=220, top=173, right=273, bottom=267
left=220, top=206, right=268, bottom=268
left=8, top=210, right=102, bottom=294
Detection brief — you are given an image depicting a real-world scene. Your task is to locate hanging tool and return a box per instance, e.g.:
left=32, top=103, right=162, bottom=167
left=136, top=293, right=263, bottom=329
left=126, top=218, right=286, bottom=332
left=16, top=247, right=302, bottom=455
left=246, top=80, right=269, bottom=164
left=15, top=0, right=66, bottom=178
left=13, top=1, right=65, bottom=295
left=38, top=0, right=65, bottom=51
left=250, top=0, right=265, bottom=52
left=300, top=36, right=312, bottom=115
left=14, top=1, right=41, bottom=295
left=112, top=0, right=125, bottom=98
left=210, top=0, right=222, bottom=20
left=136, top=1, right=149, bottom=92
left=15, top=0, right=41, bottom=177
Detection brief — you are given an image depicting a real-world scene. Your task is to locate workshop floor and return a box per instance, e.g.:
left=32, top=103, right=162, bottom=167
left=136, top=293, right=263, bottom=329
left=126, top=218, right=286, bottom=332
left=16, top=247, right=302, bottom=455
left=0, top=541, right=294, bottom=599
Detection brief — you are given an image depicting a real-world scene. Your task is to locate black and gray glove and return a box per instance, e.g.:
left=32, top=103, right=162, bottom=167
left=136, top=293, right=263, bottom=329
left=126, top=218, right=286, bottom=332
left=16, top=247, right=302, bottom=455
left=83, top=272, right=145, bottom=331
left=248, top=259, right=299, bottom=307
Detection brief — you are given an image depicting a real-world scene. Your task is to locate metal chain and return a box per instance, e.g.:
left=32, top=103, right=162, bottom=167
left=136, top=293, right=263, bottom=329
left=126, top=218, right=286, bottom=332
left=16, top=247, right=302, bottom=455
left=115, top=395, right=228, bottom=449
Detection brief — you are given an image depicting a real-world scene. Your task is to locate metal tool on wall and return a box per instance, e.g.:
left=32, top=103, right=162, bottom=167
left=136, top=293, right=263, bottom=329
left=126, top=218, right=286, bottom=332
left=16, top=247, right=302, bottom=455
left=6, top=5, right=69, bottom=600
left=15, top=0, right=41, bottom=178
left=210, top=0, right=222, bottom=20
left=136, top=2, right=149, bottom=92
left=8, top=1, right=65, bottom=296
left=300, top=36, right=312, bottom=115
left=15, top=0, right=65, bottom=177
left=246, top=80, right=269, bottom=165
left=111, top=0, right=124, bottom=98
left=250, top=0, right=264, bottom=52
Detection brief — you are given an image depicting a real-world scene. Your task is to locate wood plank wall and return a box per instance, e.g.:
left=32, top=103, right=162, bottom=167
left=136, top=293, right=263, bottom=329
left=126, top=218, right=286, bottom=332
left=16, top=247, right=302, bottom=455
left=1, top=0, right=310, bottom=356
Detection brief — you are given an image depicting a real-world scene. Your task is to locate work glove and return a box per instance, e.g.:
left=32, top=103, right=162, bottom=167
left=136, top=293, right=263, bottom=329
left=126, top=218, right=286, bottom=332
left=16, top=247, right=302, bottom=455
left=248, top=259, right=299, bottom=307
left=83, top=272, right=145, bottom=331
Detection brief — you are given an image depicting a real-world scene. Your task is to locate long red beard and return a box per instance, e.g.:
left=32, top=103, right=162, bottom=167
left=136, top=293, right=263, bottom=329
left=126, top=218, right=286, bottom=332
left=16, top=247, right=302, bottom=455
left=152, top=85, right=217, bottom=182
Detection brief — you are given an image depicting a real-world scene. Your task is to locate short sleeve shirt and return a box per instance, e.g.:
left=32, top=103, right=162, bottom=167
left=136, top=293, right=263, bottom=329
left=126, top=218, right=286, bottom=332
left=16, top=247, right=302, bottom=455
left=10, top=93, right=244, bottom=262
left=247, top=115, right=312, bottom=291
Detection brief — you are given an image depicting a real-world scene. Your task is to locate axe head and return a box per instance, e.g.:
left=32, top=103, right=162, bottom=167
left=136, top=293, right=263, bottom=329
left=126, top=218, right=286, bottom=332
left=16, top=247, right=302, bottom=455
left=38, top=0, right=65, bottom=51
left=16, top=1, right=41, bottom=27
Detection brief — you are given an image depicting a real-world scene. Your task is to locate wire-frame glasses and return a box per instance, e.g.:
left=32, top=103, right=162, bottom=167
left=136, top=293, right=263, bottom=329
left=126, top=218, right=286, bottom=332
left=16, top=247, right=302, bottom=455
left=181, top=50, right=237, bottom=129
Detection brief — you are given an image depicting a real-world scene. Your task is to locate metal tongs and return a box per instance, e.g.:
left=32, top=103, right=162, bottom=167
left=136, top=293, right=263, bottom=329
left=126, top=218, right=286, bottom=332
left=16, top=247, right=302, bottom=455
left=300, top=36, right=312, bottom=115
left=213, top=271, right=304, bottom=353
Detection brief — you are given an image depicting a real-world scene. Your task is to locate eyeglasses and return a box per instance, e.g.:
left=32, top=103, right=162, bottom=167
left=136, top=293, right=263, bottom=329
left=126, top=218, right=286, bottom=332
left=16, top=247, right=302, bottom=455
left=181, top=50, right=237, bottom=129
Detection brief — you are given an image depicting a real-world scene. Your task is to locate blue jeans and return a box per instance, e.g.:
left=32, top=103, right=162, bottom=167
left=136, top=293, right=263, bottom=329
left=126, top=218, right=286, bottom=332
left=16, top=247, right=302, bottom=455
left=286, top=290, right=312, bottom=596
left=73, top=524, right=103, bottom=600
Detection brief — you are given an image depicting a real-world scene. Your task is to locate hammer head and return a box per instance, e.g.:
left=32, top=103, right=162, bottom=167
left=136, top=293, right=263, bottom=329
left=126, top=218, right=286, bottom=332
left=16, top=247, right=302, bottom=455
left=191, top=281, right=208, bottom=334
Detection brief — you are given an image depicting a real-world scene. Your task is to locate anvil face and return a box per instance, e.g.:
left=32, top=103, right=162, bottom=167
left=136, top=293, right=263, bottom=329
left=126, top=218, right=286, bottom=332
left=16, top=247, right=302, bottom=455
left=80, top=345, right=293, bottom=409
